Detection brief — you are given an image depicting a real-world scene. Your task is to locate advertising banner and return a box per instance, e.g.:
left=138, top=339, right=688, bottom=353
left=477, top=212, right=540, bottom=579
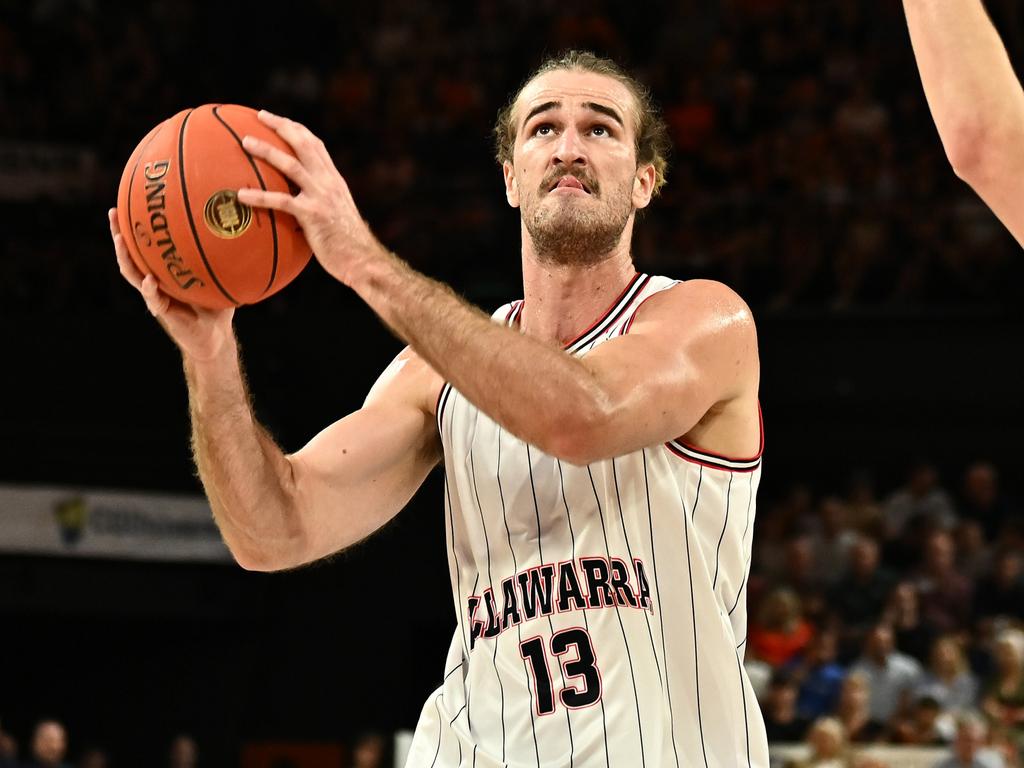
left=0, top=484, right=231, bottom=562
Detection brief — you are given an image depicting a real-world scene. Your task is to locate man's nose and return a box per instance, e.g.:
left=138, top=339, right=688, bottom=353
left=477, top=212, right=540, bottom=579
left=552, top=126, right=587, bottom=167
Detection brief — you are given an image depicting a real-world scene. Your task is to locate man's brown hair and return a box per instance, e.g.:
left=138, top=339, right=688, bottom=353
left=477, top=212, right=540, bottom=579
left=493, top=50, right=670, bottom=196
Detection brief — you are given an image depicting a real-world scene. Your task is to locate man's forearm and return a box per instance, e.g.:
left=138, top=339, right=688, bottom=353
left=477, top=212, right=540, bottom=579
left=904, top=0, right=1024, bottom=170
left=348, top=252, right=607, bottom=458
left=185, top=342, right=303, bottom=569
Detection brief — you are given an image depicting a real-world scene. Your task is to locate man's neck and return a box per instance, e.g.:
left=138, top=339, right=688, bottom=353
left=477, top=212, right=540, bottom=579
left=519, top=234, right=637, bottom=347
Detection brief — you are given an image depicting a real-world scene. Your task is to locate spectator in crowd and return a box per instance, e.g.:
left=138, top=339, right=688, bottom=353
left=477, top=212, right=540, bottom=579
left=168, top=734, right=197, bottom=768
left=916, top=531, right=974, bottom=634
left=788, top=717, right=850, bottom=768
left=960, top=462, right=1017, bottom=542
left=850, top=623, right=924, bottom=725
left=77, top=749, right=108, bottom=768
left=981, top=629, right=1024, bottom=754
left=781, top=536, right=829, bottom=623
left=882, top=462, right=957, bottom=543
left=0, top=723, right=16, bottom=768
left=829, top=536, right=895, bottom=659
left=351, top=731, right=388, bottom=768
left=883, top=581, right=935, bottom=664
left=956, top=520, right=993, bottom=583
left=916, top=636, right=981, bottom=712
left=974, top=550, right=1024, bottom=627
left=932, top=713, right=1006, bottom=768
left=844, top=471, right=884, bottom=541
left=836, top=672, right=887, bottom=745
left=892, top=693, right=954, bottom=745
left=784, top=629, right=847, bottom=721
left=764, top=673, right=811, bottom=743
left=749, top=587, right=816, bottom=667
left=23, top=721, right=70, bottom=768
left=809, top=496, right=858, bottom=587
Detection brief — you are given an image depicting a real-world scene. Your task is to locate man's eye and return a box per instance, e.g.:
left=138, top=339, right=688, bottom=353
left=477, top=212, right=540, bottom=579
left=534, top=124, right=553, bottom=136
left=591, top=125, right=608, bottom=137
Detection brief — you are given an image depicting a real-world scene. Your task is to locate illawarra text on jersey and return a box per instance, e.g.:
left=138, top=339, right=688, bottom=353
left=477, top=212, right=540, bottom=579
left=467, top=556, right=654, bottom=648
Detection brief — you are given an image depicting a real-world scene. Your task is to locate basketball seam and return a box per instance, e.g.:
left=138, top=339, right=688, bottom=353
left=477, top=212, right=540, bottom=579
left=178, top=107, right=241, bottom=306
left=211, top=105, right=280, bottom=294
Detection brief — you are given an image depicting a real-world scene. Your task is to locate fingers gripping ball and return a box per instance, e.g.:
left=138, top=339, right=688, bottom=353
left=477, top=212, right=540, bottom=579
left=116, top=104, right=312, bottom=308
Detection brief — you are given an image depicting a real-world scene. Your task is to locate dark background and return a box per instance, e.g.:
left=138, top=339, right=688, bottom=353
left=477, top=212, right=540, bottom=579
left=1, top=0, right=1023, bottom=764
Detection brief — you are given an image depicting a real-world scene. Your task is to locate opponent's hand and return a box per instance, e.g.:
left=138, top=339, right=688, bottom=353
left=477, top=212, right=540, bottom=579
left=236, top=110, right=387, bottom=286
left=109, top=208, right=235, bottom=362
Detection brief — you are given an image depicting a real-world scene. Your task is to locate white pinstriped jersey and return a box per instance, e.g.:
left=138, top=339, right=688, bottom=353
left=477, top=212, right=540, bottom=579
left=405, top=273, right=768, bottom=768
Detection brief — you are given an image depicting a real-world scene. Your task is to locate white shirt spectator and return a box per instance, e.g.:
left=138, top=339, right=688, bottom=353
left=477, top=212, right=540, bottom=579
left=932, top=748, right=1005, bottom=768
left=916, top=671, right=980, bottom=712
left=850, top=652, right=923, bottom=721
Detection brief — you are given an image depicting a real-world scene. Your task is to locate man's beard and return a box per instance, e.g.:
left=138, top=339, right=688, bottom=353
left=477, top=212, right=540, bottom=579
left=523, top=179, right=633, bottom=266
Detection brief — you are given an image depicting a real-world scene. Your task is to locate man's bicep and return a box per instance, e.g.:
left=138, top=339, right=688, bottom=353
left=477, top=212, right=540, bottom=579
left=285, top=351, right=442, bottom=561
left=582, top=281, right=756, bottom=456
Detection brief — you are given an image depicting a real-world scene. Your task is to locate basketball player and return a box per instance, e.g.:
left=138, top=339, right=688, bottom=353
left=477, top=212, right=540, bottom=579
left=903, top=0, right=1024, bottom=247
left=108, top=52, right=766, bottom=766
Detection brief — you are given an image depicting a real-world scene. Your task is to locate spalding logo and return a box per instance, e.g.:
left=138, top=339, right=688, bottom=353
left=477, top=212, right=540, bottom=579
left=203, top=190, right=252, bottom=238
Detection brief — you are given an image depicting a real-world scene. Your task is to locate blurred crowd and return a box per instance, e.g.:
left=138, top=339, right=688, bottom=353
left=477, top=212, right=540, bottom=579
left=2, top=0, right=1024, bottom=314
left=747, top=459, right=1024, bottom=767
left=0, top=725, right=391, bottom=768
left=0, top=726, right=196, bottom=768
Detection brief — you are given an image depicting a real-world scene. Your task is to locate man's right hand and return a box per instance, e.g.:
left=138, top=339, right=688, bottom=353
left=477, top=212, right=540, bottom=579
left=108, top=207, right=235, bottom=362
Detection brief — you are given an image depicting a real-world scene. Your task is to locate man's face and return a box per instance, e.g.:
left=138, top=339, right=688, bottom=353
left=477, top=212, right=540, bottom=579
left=32, top=722, right=66, bottom=766
left=503, top=69, right=655, bottom=265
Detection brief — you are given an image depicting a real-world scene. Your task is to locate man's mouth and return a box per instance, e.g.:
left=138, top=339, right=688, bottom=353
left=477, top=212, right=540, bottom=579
left=549, top=175, right=591, bottom=194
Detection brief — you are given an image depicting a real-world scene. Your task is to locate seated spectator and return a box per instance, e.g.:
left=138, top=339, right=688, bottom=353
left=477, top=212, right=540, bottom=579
left=883, top=581, right=935, bottom=663
left=787, top=717, right=851, bottom=768
left=892, top=693, right=954, bottom=745
left=810, top=497, right=858, bottom=587
left=974, top=550, right=1024, bottom=626
left=749, top=587, right=816, bottom=667
left=931, top=713, right=1006, bottom=768
left=980, top=629, right=1024, bottom=755
left=960, top=462, right=1017, bottom=542
left=850, top=623, right=924, bottom=725
left=836, top=672, right=888, bottom=744
left=23, top=721, right=70, bottom=768
left=882, top=461, right=957, bottom=543
left=916, top=635, right=980, bottom=712
left=781, top=536, right=829, bottom=624
left=169, top=734, right=197, bottom=768
left=352, top=731, right=389, bottom=768
left=77, top=749, right=108, bottom=768
left=783, top=629, right=847, bottom=721
left=829, top=536, right=895, bottom=660
left=955, top=520, right=992, bottom=582
left=764, top=673, right=811, bottom=743
left=0, top=723, right=16, bottom=768
left=916, top=531, right=974, bottom=634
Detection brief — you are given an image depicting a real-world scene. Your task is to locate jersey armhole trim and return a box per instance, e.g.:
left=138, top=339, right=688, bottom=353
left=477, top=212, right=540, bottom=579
left=621, top=279, right=683, bottom=336
left=665, top=402, right=764, bottom=472
left=435, top=382, right=453, bottom=437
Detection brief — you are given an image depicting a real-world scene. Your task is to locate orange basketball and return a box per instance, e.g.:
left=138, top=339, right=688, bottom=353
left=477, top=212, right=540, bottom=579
left=116, top=104, right=312, bottom=309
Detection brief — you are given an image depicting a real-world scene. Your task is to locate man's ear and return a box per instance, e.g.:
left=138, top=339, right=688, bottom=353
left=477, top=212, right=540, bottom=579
left=503, top=160, right=520, bottom=208
left=632, top=163, right=657, bottom=210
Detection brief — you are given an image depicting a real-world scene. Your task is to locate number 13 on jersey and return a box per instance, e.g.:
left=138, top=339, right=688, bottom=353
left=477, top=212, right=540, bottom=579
left=520, top=627, right=603, bottom=716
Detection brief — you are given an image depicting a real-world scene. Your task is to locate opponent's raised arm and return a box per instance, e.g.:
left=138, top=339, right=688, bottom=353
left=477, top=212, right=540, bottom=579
left=110, top=210, right=441, bottom=572
left=904, top=0, right=1024, bottom=245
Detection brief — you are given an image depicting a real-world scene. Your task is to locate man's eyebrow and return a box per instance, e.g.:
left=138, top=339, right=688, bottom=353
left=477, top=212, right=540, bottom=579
left=520, top=99, right=626, bottom=130
left=522, top=100, right=560, bottom=128
left=582, top=101, right=625, bottom=128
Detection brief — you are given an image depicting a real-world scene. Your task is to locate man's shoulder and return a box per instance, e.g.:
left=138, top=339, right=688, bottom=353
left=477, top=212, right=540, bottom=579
left=633, top=278, right=756, bottom=337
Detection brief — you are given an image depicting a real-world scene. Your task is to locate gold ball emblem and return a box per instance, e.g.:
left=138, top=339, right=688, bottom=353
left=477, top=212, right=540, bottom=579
left=203, top=190, right=252, bottom=238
